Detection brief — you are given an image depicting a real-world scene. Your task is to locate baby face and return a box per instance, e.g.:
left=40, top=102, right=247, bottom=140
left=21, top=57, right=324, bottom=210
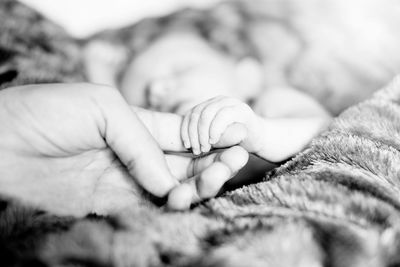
left=119, top=32, right=242, bottom=114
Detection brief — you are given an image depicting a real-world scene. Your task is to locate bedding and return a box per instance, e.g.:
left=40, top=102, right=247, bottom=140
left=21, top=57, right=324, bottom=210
left=2, top=1, right=400, bottom=267
left=4, top=77, right=400, bottom=267
left=24, top=76, right=400, bottom=267
left=0, top=0, right=85, bottom=89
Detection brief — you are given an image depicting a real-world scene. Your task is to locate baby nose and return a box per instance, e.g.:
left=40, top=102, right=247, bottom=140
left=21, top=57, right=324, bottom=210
left=146, top=78, right=176, bottom=108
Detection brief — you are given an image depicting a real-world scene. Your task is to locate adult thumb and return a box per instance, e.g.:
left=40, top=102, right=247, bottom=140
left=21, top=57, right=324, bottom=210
left=95, top=88, right=178, bottom=197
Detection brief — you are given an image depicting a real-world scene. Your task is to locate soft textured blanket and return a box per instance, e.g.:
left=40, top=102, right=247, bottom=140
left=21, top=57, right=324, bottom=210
left=3, top=77, right=400, bottom=267
left=23, top=76, right=399, bottom=267
left=3, top=1, right=400, bottom=266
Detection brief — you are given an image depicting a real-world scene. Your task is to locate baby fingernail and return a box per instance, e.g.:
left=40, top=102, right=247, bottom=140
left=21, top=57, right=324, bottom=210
left=201, top=145, right=210, bottom=152
left=183, top=141, right=190, bottom=149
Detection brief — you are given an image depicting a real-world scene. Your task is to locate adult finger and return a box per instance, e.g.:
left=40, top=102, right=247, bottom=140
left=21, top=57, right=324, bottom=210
left=164, top=149, right=225, bottom=181
left=95, top=87, right=178, bottom=197
left=196, top=146, right=248, bottom=198
left=133, top=106, right=186, bottom=152
left=167, top=146, right=248, bottom=210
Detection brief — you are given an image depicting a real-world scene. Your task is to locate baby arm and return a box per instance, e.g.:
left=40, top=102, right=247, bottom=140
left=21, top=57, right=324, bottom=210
left=181, top=94, right=331, bottom=162
left=253, top=86, right=332, bottom=119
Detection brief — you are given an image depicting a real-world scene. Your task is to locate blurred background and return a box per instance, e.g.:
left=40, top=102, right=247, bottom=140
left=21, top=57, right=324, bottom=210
left=20, top=0, right=223, bottom=37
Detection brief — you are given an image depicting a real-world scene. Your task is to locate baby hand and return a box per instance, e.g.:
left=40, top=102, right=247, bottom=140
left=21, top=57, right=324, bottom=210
left=181, top=96, right=262, bottom=155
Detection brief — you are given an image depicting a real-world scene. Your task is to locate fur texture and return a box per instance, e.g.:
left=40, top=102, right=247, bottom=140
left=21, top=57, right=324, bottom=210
left=3, top=1, right=400, bottom=266
left=0, top=0, right=85, bottom=89
left=27, top=76, right=400, bottom=267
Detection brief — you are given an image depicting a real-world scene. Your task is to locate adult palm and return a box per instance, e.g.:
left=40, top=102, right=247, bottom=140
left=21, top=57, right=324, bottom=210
left=0, top=84, right=247, bottom=216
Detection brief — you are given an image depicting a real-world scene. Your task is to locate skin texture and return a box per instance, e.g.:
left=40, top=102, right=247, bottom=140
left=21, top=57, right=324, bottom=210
left=120, top=32, right=331, bottom=156
left=134, top=107, right=249, bottom=209
left=181, top=95, right=331, bottom=162
left=0, top=83, right=248, bottom=214
left=114, top=31, right=332, bottom=204
left=119, top=32, right=256, bottom=115
left=0, top=83, right=173, bottom=214
left=83, top=30, right=332, bottom=209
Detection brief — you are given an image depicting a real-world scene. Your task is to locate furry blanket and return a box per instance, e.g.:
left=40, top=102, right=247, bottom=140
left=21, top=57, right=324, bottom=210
left=2, top=77, right=400, bottom=266
left=3, top=1, right=400, bottom=266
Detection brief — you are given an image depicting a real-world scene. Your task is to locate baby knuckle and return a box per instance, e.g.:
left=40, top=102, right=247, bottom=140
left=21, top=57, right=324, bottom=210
left=190, top=112, right=201, bottom=119
left=199, top=110, right=213, bottom=123
left=192, top=104, right=203, bottom=113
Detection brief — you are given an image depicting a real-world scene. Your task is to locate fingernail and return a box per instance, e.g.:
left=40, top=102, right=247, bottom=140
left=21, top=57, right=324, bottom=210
left=183, top=141, right=190, bottom=149
left=201, top=145, right=210, bottom=153
left=209, top=138, right=216, bottom=145
left=193, top=148, right=200, bottom=155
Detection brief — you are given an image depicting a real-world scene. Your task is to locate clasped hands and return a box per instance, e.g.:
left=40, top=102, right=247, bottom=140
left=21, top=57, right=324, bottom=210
left=0, top=83, right=250, bottom=216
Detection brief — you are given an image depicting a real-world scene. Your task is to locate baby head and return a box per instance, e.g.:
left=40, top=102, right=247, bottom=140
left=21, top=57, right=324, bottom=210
left=118, top=6, right=261, bottom=113
left=85, top=3, right=263, bottom=114
left=119, top=30, right=262, bottom=114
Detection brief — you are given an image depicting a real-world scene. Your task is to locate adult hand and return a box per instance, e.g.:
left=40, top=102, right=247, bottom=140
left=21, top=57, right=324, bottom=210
left=0, top=83, right=179, bottom=216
